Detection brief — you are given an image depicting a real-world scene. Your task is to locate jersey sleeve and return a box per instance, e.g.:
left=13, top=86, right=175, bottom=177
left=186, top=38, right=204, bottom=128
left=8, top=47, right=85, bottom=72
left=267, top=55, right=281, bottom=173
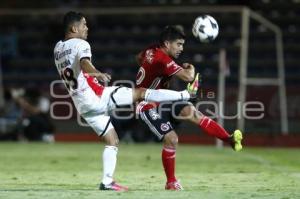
left=160, top=55, right=183, bottom=77
left=77, top=40, right=92, bottom=60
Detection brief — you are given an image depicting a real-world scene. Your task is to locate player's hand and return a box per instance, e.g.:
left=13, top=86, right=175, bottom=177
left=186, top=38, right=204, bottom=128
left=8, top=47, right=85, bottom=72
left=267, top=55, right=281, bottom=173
left=182, top=63, right=195, bottom=70
left=96, top=72, right=111, bottom=82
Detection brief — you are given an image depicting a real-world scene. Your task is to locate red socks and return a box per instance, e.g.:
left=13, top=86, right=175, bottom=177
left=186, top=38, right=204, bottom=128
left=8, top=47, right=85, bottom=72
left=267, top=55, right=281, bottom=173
left=161, top=117, right=229, bottom=183
left=199, top=116, right=230, bottom=142
left=162, top=147, right=176, bottom=183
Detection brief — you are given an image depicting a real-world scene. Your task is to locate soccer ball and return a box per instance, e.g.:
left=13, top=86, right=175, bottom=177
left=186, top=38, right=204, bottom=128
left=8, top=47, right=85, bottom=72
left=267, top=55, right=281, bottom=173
left=192, top=15, right=219, bottom=43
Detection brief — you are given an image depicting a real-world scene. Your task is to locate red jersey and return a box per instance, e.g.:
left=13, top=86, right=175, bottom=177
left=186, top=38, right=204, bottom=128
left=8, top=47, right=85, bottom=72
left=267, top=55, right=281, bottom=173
left=136, top=45, right=183, bottom=112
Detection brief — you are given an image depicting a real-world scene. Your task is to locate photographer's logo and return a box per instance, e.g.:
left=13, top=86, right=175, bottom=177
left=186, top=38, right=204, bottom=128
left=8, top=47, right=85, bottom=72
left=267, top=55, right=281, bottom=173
left=50, top=79, right=265, bottom=125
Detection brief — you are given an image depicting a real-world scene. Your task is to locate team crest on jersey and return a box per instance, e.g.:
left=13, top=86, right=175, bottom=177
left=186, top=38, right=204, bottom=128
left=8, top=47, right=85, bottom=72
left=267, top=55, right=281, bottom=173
left=145, top=49, right=154, bottom=64
left=149, top=109, right=160, bottom=120
left=160, top=123, right=170, bottom=131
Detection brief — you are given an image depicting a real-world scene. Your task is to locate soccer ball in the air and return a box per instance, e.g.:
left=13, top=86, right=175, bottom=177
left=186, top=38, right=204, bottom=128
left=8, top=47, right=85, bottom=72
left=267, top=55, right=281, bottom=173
left=192, top=15, right=219, bottom=43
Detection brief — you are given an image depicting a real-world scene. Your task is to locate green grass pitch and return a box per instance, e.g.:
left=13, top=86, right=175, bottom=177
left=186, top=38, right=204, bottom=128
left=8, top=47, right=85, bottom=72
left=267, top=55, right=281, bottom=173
left=0, top=142, right=299, bottom=199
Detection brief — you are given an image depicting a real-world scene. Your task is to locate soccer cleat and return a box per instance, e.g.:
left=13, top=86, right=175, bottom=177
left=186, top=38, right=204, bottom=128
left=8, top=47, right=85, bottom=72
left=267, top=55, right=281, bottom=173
left=99, top=181, right=128, bottom=191
left=187, top=73, right=200, bottom=98
left=230, top=130, right=243, bottom=151
left=165, top=180, right=184, bottom=191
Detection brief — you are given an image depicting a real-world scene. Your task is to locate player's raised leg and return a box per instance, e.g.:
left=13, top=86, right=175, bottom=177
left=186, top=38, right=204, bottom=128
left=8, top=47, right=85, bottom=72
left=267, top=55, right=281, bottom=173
left=179, top=105, right=243, bottom=151
left=132, top=74, right=199, bottom=103
left=133, top=87, right=190, bottom=103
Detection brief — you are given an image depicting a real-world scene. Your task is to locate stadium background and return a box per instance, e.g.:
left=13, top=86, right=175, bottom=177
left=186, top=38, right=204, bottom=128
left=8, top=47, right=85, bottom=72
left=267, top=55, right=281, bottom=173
left=0, top=0, right=299, bottom=146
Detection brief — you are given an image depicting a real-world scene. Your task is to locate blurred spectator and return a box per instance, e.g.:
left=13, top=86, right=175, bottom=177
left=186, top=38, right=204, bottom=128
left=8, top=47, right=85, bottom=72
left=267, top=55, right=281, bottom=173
left=11, top=87, right=55, bottom=142
left=0, top=88, right=22, bottom=140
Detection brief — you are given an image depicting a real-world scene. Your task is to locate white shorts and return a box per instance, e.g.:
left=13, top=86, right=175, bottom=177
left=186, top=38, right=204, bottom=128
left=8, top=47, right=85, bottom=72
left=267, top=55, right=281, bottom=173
left=72, top=86, right=133, bottom=136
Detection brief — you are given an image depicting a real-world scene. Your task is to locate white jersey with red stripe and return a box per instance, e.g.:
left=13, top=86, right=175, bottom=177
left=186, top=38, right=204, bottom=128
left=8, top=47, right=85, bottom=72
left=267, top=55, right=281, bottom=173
left=54, top=38, right=105, bottom=114
left=54, top=38, right=134, bottom=136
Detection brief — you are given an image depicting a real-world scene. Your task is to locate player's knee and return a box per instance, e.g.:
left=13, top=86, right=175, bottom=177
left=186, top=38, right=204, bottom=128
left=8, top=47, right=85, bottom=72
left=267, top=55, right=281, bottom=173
left=164, top=132, right=178, bottom=148
left=106, top=137, right=119, bottom=146
left=180, top=105, right=203, bottom=124
left=103, top=129, right=119, bottom=146
left=113, top=138, right=119, bottom=146
left=170, top=137, right=178, bottom=147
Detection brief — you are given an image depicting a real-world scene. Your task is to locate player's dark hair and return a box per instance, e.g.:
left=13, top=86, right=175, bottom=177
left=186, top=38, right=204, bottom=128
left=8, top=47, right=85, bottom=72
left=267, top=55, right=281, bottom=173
left=63, top=11, right=84, bottom=34
left=159, top=25, right=186, bottom=45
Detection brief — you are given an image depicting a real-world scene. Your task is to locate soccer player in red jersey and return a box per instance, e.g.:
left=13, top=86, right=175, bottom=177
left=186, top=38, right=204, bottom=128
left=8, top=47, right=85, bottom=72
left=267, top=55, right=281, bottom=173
left=135, top=25, right=243, bottom=190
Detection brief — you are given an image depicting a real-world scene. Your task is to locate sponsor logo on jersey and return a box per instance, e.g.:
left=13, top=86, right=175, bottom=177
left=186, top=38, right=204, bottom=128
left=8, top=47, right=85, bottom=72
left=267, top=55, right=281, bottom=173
left=145, top=49, right=154, bottom=64
left=160, top=123, right=170, bottom=131
left=166, top=61, right=175, bottom=67
left=166, top=61, right=180, bottom=70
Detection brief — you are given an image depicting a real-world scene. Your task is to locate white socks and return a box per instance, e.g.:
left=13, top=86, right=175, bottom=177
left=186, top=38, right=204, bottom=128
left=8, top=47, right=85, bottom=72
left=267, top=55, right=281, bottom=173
left=102, top=145, right=118, bottom=185
left=144, top=89, right=190, bottom=102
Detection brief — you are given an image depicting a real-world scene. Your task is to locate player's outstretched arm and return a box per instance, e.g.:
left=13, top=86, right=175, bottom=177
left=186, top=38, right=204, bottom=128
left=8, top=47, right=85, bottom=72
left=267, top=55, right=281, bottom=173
left=175, top=63, right=195, bottom=82
left=80, top=58, right=111, bottom=82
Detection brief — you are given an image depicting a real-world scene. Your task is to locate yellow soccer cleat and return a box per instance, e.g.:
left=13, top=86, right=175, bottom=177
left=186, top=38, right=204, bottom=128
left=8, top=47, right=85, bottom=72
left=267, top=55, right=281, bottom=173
left=231, top=130, right=243, bottom=151
left=187, top=73, right=200, bottom=98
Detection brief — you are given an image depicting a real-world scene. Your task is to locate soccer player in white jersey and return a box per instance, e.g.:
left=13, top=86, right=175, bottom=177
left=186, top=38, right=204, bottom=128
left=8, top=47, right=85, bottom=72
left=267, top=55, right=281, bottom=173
left=54, top=11, right=198, bottom=191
